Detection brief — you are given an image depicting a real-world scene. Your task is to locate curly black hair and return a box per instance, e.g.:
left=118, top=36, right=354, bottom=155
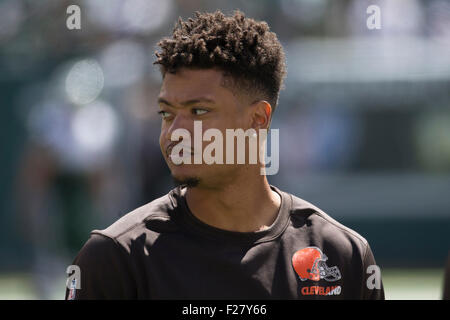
left=154, top=10, right=287, bottom=112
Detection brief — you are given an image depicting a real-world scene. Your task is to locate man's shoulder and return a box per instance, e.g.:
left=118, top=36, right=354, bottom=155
left=285, top=191, right=369, bottom=250
left=91, top=191, right=179, bottom=243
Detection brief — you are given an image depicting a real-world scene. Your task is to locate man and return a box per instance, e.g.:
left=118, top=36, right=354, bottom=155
left=65, top=10, right=384, bottom=300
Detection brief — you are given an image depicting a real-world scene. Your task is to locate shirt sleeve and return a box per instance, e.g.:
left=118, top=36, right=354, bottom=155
left=361, top=243, right=385, bottom=300
left=443, top=253, right=450, bottom=300
left=65, top=233, right=136, bottom=300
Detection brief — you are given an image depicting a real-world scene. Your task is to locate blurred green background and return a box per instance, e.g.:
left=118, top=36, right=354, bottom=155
left=1, top=0, right=449, bottom=299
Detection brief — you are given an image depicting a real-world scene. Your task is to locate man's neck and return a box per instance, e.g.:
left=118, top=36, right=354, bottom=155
left=183, top=174, right=281, bottom=233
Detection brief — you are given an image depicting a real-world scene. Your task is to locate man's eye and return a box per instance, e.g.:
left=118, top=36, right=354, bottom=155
left=193, top=108, right=208, bottom=115
left=158, top=110, right=172, bottom=119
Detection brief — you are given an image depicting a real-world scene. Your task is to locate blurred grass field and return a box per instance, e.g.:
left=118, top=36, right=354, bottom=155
left=381, top=268, right=445, bottom=300
left=0, top=268, right=445, bottom=300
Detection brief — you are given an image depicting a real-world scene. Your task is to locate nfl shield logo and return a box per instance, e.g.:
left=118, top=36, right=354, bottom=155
left=68, top=278, right=77, bottom=300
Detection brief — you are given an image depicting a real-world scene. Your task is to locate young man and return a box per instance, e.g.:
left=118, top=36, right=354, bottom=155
left=65, top=11, right=384, bottom=300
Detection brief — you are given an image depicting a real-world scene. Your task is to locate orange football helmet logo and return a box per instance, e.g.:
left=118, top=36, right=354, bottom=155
left=292, top=247, right=341, bottom=282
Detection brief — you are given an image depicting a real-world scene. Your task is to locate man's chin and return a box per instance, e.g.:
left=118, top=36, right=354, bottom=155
left=172, top=175, right=200, bottom=188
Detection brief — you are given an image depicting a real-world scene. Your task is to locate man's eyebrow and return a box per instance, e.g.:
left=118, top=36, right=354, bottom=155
left=157, top=98, right=173, bottom=107
left=157, top=97, right=216, bottom=107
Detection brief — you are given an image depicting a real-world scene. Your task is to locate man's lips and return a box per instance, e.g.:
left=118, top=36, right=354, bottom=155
left=166, top=142, right=195, bottom=159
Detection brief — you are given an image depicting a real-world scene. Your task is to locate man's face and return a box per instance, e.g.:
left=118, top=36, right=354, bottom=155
left=158, top=68, right=252, bottom=188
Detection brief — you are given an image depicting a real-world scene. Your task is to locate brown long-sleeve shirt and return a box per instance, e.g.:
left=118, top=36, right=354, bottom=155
left=65, top=185, right=384, bottom=300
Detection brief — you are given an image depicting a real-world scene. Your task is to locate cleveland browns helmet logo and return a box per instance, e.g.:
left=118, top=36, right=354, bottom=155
left=292, top=247, right=341, bottom=282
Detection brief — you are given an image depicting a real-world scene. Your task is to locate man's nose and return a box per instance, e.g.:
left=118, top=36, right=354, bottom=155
left=165, top=113, right=193, bottom=142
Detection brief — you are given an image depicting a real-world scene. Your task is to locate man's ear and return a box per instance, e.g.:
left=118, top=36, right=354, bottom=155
left=251, top=100, right=272, bottom=130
